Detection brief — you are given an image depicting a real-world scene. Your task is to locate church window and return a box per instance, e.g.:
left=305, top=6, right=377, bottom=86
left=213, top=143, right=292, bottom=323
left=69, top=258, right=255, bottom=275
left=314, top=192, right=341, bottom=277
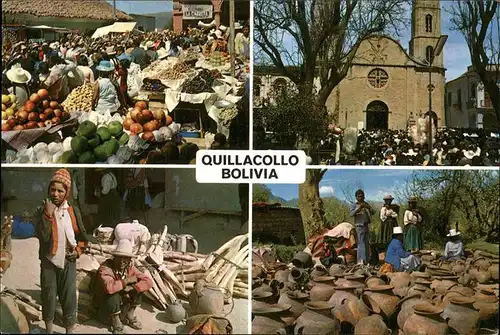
left=470, top=83, right=476, bottom=100
left=367, top=68, right=389, bottom=88
left=426, top=46, right=434, bottom=64
left=425, top=14, right=433, bottom=32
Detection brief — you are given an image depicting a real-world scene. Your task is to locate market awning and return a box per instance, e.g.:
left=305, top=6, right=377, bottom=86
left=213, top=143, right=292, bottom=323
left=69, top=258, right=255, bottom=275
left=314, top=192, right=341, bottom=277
left=91, top=22, right=137, bottom=39
left=91, top=25, right=113, bottom=39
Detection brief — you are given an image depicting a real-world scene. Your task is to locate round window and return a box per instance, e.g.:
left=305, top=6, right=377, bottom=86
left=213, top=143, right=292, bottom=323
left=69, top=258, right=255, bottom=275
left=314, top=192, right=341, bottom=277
left=368, top=68, right=389, bottom=88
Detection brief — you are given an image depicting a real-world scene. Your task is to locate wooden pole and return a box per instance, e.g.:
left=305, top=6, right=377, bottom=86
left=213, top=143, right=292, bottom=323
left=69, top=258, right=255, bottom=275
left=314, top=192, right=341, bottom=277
left=229, top=0, right=235, bottom=77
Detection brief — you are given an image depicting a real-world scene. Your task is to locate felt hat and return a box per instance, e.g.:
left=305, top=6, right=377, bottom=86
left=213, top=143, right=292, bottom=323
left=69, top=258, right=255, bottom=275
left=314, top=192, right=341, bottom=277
left=383, top=195, right=394, bottom=201
left=96, top=60, right=115, bottom=72
left=447, top=229, right=461, bottom=237
left=393, top=226, right=404, bottom=235
left=6, top=64, right=32, bottom=84
left=111, top=239, right=137, bottom=258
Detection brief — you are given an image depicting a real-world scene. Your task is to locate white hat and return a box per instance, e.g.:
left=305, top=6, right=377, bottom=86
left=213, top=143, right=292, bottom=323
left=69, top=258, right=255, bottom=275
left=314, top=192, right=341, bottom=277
left=234, top=22, right=243, bottom=30
left=215, top=30, right=223, bottom=39
left=105, top=46, right=116, bottom=55
left=157, top=47, right=168, bottom=59
left=219, top=25, right=227, bottom=32
left=393, top=227, right=404, bottom=235
left=111, top=239, right=137, bottom=258
left=383, top=195, right=394, bottom=201
left=447, top=229, right=461, bottom=237
left=6, top=64, right=32, bottom=84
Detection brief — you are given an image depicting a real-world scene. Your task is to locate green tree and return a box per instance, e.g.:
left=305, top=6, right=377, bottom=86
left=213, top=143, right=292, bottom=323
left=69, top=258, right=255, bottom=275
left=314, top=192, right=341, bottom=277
left=253, top=184, right=272, bottom=203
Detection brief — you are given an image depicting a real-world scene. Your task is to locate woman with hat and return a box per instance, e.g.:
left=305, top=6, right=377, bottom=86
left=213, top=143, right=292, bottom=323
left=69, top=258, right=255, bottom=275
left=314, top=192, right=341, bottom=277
left=93, top=239, right=153, bottom=334
left=95, top=169, right=122, bottom=229
left=5, top=64, right=31, bottom=107
left=403, top=196, right=424, bottom=251
left=443, top=228, right=464, bottom=261
left=385, top=227, right=421, bottom=272
left=92, top=60, right=121, bottom=113
left=33, top=169, right=92, bottom=334
left=378, top=195, right=399, bottom=247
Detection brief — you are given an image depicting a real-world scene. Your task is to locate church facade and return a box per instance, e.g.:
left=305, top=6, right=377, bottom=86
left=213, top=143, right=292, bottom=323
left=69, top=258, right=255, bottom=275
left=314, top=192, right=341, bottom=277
left=326, top=0, right=446, bottom=130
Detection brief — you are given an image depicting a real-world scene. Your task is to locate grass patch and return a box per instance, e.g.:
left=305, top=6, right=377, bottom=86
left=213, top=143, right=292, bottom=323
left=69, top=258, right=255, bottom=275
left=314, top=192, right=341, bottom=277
left=466, top=239, right=499, bottom=255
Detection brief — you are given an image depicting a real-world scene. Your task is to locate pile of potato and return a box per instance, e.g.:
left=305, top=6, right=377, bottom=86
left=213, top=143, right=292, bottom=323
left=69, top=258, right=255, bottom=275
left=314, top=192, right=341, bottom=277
left=61, top=84, right=95, bottom=113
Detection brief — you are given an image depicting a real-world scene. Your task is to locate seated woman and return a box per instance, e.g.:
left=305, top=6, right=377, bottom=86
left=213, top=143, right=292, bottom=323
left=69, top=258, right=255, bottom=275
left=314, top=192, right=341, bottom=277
left=442, top=229, right=464, bottom=261
left=92, top=60, right=121, bottom=113
left=385, top=227, right=421, bottom=272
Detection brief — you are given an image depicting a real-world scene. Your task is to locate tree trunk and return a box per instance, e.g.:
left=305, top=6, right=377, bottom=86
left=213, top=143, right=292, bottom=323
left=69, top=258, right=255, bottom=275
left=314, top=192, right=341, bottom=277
left=298, top=169, right=327, bottom=239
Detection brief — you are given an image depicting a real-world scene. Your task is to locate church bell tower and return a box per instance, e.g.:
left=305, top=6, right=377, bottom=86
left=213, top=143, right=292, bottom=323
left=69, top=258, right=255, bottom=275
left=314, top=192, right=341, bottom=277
left=409, top=0, right=443, bottom=67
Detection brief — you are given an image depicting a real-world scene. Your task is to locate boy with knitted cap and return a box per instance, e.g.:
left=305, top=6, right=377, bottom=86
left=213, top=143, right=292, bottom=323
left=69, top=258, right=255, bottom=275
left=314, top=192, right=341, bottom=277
left=34, top=169, right=91, bottom=334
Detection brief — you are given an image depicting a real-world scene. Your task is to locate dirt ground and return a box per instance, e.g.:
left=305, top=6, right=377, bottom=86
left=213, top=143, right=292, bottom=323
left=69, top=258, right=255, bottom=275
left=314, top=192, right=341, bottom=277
left=1, top=238, right=249, bottom=334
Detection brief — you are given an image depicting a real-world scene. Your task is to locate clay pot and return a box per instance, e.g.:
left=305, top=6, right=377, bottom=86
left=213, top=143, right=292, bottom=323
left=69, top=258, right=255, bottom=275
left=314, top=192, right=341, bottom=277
left=275, top=269, right=291, bottom=283
left=449, top=286, right=475, bottom=297
left=311, top=267, right=329, bottom=278
left=363, top=285, right=400, bottom=319
left=304, top=301, right=335, bottom=318
left=431, top=279, right=458, bottom=295
left=329, top=264, right=346, bottom=277
left=277, top=291, right=308, bottom=320
left=332, top=296, right=376, bottom=327
left=403, top=303, right=449, bottom=335
left=452, top=260, right=466, bottom=275
left=388, top=272, right=411, bottom=289
left=253, top=284, right=273, bottom=294
left=253, top=264, right=265, bottom=278
left=294, top=309, right=340, bottom=334
left=469, top=268, right=479, bottom=281
left=188, top=282, right=224, bottom=315
left=458, top=274, right=471, bottom=286
left=354, top=315, right=390, bottom=335
left=312, top=276, right=336, bottom=287
left=473, top=289, right=499, bottom=322
left=474, top=258, right=491, bottom=272
left=328, top=286, right=358, bottom=308
left=252, top=315, right=284, bottom=334
left=441, top=296, right=480, bottom=335
left=335, top=275, right=366, bottom=289
left=392, top=286, right=410, bottom=298
left=410, top=271, right=431, bottom=286
left=366, top=275, right=385, bottom=289
left=396, top=294, right=428, bottom=330
left=476, top=271, right=492, bottom=284
left=253, top=291, right=276, bottom=304
left=488, top=264, right=499, bottom=281
left=309, top=283, right=336, bottom=301
left=292, top=252, right=313, bottom=268
left=165, top=299, right=187, bottom=323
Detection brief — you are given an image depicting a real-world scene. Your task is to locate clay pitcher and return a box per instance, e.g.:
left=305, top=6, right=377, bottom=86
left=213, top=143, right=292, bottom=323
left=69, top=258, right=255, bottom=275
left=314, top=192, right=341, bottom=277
left=441, top=296, right=480, bottom=335
left=354, top=315, right=390, bottom=335
left=294, top=309, right=340, bottom=334
left=403, top=303, right=449, bottom=335
left=397, top=293, right=428, bottom=330
left=332, top=295, right=378, bottom=327
left=165, top=299, right=187, bottom=323
left=309, top=283, right=335, bottom=301
left=363, top=285, right=400, bottom=319
left=473, top=289, right=499, bottom=322
left=278, top=291, right=308, bottom=320
left=366, top=275, right=385, bottom=289
left=188, top=280, right=225, bottom=316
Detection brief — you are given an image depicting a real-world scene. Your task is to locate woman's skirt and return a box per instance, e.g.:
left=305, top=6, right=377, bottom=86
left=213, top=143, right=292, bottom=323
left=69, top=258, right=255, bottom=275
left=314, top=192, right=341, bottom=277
left=404, top=224, right=423, bottom=251
left=377, top=218, right=397, bottom=245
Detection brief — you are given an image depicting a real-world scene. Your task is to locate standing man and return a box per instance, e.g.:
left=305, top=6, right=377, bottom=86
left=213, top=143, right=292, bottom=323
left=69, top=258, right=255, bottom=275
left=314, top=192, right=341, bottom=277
left=349, top=189, right=375, bottom=265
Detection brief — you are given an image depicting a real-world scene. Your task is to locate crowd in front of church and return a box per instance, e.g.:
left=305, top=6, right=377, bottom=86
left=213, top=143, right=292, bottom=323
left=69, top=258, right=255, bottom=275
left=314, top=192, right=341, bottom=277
left=319, top=127, right=500, bottom=166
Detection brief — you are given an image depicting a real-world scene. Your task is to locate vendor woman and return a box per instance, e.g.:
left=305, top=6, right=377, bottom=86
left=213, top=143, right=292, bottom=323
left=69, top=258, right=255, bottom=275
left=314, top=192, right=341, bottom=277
left=385, top=227, right=421, bottom=272
left=403, top=196, right=424, bottom=251
left=377, top=195, right=398, bottom=246
left=443, top=229, right=464, bottom=261
left=92, top=60, right=121, bottom=113
left=34, top=169, right=91, bottom=334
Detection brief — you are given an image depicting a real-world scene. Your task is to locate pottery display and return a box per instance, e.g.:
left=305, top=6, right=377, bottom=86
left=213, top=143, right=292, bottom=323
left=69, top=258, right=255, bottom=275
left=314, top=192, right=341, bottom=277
left=403, top=303, right=449, bottom=335
left=354, top=315, right=390, bottom=335
left=441, top=296, right=480, bottom=335
left=294, top=309, right=340, bottom=334
left=396, top=293, right=428, bottom=329
left=363, top=285, right=400, bottom=319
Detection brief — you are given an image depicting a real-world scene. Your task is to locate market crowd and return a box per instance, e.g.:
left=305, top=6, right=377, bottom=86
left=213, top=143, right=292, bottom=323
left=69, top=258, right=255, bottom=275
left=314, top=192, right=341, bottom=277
left=2, top=22, right=250, bottom=163
left=319, top=127, right=500, bottom=166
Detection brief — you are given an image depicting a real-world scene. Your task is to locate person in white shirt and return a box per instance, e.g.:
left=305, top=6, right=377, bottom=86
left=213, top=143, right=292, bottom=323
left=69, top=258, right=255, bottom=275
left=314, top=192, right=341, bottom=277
left=76, top=55, right=95, bottom=85
left=95, top=169, right=121, bottom=228
left=378, top=195, right=399, bottom=246
left=443, top=228, right=464, bottom=261
left=403, top=196, right=424, bottom=251
left=235, top=24, right=249, bottom=58
left=6, top=64, right=31, bottom=107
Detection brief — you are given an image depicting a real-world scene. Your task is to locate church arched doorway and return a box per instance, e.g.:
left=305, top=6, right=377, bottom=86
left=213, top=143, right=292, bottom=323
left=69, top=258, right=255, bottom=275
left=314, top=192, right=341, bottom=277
left=366, top=100, right=389, bottom=130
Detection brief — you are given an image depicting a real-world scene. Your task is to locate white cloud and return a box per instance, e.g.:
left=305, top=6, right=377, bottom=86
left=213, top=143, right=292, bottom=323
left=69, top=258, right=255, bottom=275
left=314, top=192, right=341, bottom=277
left=319, top=185, right=335, bottom=197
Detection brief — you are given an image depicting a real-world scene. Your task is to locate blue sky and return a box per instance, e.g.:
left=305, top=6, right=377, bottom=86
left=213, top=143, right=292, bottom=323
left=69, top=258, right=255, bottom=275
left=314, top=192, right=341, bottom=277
left=107, top=0, right=173, bottom=14
left=266, top=170, right=417, bottom=204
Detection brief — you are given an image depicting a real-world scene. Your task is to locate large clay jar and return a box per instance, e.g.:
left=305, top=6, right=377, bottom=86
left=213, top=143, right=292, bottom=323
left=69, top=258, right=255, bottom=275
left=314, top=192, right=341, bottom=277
left=441, top=296, right=480, bottom=335
left=333, top=295, right=378, bottom=327
left=363, top=285, right=400, bottom=319
left=329, top=264, right=346, bottom=277
left=476, top=270, right=492, bottom=284
left=403, top=303, right=449, bottom=335
left=328, top=286, right=358, bottom=309
left=188, top=281, right=224, bottom=315
left=275, top=269, right=291, bottom=283
left=410, top=271, right=431, bottom=286
left=253, top=291, right=276, bottom=305
left=311, top=267, right=329, bottom=278
left=252, top=315, right=285, bottom=334
left=354, top=315, right=390, bottom=335
left=294, top=309, right=340, bottom=334
left=304, top=301, right=335, bottom=319
left=335, top=275, right=366, bottom=289
left=309, top=283, right=336, bottom=301
left=278, top=291, right=308, bottom=320
left=292, top=252, right=313, bottom=268
left=366, top=275, right=385, bottom=289
left=452, top=260, right=466, bottom=275
left=431, top=278, right=458, bottom=295
left=312, top=276, right=336, bottom=287
left=473, top=289, right=499, bottom=322
left=388, top=272, right=411, bottom=289
left=474, top=258, right=491, bottom=272
left=488, top=263, right=499, bottom=281
left=397, top=293, right=428, bottom=330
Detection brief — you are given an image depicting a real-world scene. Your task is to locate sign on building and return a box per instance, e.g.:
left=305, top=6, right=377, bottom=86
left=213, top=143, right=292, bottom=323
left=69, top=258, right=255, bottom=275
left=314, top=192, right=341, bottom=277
left=182, top=4, right=213, bottom=20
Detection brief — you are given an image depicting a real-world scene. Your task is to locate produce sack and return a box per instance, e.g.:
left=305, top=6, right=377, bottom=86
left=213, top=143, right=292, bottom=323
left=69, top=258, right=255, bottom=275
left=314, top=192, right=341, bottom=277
left=11, top=216, right=35, bottom=239
left=184, top=315, right=233, bottom=334
left=113, top=221, right=151, bottom=253
left=343, top=127, right=358, bottom=154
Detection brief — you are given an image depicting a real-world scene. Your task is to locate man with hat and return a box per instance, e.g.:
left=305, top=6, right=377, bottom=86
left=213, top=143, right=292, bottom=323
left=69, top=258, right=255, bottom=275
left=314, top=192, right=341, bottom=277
left=93, top=239, right=153, bottom=334
left=349, top=189, right=376, bottom=265
left=443, top=228, right=464, bottom=261
left=385, top=227, right=421, bottom=272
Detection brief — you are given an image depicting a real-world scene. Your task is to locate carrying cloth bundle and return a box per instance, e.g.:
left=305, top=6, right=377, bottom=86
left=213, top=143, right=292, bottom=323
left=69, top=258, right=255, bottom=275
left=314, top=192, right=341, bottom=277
left=183, top=314, right=233, bottom=334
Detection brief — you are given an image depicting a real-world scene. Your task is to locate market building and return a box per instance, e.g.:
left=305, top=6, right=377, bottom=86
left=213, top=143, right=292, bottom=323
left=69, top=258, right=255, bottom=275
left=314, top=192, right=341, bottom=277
left=172, top=0, right=250, bottom=32
left=2, top=0, right=134, bottom=38
left=254, top=0, right=446, bottom=130
left=252, top=203, right=305, bottom=245
left=129, top=14, right=156, bottom=32
left=444, top=65, right=499, bottom=130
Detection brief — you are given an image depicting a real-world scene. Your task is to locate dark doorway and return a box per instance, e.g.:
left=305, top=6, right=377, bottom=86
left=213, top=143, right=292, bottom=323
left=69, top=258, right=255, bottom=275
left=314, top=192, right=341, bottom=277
left=366, top=100, right=389, bottom=130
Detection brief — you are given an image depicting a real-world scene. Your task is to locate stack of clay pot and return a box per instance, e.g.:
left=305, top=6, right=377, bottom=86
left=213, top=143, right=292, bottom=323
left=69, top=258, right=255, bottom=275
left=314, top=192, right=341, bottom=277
left=251, top=250, right=499, bottom=334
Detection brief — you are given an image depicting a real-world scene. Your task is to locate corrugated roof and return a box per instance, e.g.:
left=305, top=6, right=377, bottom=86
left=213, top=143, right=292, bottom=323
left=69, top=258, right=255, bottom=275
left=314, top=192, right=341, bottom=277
left=2, top=0, right=134, bottom=21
